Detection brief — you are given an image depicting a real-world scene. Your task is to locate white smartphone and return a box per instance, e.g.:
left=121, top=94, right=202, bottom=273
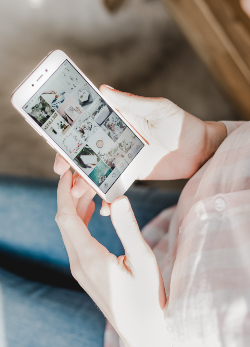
left=11, top=50, right=148, bottom=203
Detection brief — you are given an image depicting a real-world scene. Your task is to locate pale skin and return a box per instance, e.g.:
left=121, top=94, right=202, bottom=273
left=54, top=85, right=229, bottom=347
left=55, top=85, right=227, bottom=215
left=54, top=3, right=250, bottom=345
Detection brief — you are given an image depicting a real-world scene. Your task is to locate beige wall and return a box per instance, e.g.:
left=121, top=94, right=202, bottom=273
left=0, top=0, right=235, bottom=179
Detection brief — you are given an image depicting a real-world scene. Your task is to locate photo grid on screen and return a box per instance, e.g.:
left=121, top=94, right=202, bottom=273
left=23, top=60, right=144, bottom=193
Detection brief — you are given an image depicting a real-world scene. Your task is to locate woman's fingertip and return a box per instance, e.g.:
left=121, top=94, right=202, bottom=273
left=100, top=206, right=110, bottom=217
left=70, top=181, right=80, bottom=195
left=113, top=196, right=130, bottom=213
left=70, top=187, right=76, bottom=196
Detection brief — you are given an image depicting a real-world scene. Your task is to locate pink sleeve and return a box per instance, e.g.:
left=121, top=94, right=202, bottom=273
left=219, top=121, right=247, bottom=137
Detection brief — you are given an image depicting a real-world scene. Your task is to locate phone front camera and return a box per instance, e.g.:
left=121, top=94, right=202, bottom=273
left=32, top=84, right=34, bottom=87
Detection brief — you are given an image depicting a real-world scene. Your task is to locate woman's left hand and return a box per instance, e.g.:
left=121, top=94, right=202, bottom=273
left=56, top=170, right=171, bottom=347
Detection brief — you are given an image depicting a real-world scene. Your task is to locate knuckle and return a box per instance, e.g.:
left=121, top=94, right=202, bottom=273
left=122, top=213, right=137, bottom=232
left=55, top=213, right=71, bottom=229
left=70, top=262, right=82, bottom=281
left=125, top=223, right=138, bottom=237
left=160, top=97, right=172, bottom=106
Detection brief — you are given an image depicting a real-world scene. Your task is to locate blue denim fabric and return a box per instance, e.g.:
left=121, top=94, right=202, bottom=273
left=0, top=176, right=180, bottom=347
left=0, top=269, right=106, bottom=347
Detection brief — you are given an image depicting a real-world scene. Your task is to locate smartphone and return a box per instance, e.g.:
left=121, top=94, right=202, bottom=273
left=11, top=50, right=148, bottom=203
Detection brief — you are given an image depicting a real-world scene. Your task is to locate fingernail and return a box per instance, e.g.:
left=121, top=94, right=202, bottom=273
left=116, top=197, right=130, bottom=212
left=105, top=85, right=114, bottom=90
left=53, top=159, right=57, bottom=170
left=100, top=207, right=109, bottom=217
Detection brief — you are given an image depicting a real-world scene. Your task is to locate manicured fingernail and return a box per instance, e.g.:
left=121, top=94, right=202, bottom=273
left=105, top=85, right=114, bottom=90
left=116, top=197, right=130, bottom=212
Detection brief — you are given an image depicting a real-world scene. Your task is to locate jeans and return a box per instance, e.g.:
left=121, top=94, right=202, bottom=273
left=0, top=176, right=180, bottom=347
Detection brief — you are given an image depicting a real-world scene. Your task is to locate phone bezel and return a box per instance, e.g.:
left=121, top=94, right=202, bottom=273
left=11, top=50, right=149, bottom=203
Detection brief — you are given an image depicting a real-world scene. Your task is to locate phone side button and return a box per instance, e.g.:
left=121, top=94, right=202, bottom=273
left=46, top=141, right=55, bottom=150
left=25, top=119, right=42, bottom=136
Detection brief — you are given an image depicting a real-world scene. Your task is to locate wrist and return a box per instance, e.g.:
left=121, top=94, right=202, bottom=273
left=203, top=121, right=227, bottom=163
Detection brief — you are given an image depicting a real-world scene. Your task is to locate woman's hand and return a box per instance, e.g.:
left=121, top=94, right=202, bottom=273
left=56, top=170, right=172, bottom=347
left=54, top=86, right=226, bottom=185
left=54, top=86, right=227, bottom=214
left=99, top=85, right=227, bottom=181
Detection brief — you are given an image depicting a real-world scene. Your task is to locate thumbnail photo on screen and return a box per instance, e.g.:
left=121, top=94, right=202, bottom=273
left=23, top=60, right=144, bottom=193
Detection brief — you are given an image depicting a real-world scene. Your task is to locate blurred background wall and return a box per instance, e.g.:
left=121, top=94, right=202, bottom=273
left=0, top=0, right=236, bottom=186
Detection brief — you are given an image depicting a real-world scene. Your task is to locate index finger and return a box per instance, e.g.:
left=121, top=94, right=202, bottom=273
left=54, top=153, right=70, bottom=176
left=99, top=84, right=161, bottom=119
left=57, top=170, right=76, bottom=216
left=56, top=169, right=112, bottom=273
left=56, top=170, right=93, bottom=253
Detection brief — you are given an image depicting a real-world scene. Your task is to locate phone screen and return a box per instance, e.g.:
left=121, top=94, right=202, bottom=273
left=23, top=60, right=144, bottom=193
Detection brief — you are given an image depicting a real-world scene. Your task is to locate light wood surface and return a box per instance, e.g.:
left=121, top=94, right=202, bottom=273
left=161, top=0, right=250, bottom=120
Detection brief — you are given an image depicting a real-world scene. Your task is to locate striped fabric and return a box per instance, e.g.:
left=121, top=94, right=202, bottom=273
left=104, top=121, right=249, bottom=347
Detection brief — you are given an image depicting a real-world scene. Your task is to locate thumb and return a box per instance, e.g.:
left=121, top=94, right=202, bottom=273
left=100, top=85, right=161, bottom=137
left=111, top=196, right=153, bottom=266
left=100, top=85, right=161, bottom=119
left=100, top=85, right=173, bottom=179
